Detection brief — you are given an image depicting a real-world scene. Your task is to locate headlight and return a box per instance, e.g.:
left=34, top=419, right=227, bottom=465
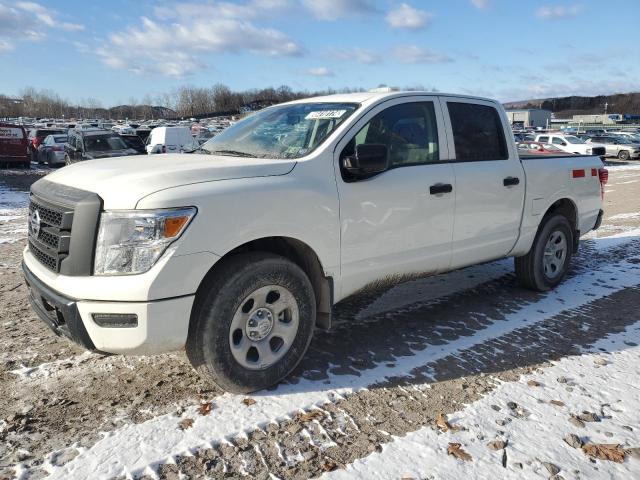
left=94, top=207, right=196, bottom=275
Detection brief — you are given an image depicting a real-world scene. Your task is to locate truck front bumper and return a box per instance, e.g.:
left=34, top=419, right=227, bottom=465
left=23, top=262, right=195, bottom=355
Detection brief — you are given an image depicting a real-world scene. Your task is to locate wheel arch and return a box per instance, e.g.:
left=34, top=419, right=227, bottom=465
left=193, top=236, right=333, bottom=330
left=542, top=197, right=579, bottom=251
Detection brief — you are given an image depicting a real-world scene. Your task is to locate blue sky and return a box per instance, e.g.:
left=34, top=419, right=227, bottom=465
left=0, top=0, right=638, bottom=106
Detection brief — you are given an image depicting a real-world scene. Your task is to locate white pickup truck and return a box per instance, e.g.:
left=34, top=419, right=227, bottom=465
left=534, top=133, right=606, bottom=156
left=23, top=92, right=607, bottom=392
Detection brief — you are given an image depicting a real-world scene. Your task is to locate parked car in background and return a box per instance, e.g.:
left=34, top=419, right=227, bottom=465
left=135, top=125, right=152, bottom=142
left=608, top=131, right=640, bottom=143
left=112, top=124, right=136, bottom=135
left=514, top=133, right=536, bottom=142
left=0, top=123, right=29, bottom=168
left=517, top=141, right=567, bottom=155
left=195, top=130, right=216, bottom=145
left=65, top=129, right=138, bottom=164
left=119, top=134, right=146, bottom=154
left=146, top=126, right=198, bottom=154
left=586, top=136, right=640, bottom=160
left=534, top=133, right=606, bottom=156
left=37, top=134, right=68, bottom=166
left=28, top=128, right=65, bottom=162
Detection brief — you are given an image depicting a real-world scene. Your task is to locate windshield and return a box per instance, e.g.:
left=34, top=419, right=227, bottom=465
left=565, top=136, right=585, bottom=144
left=53, top=135, right=68, bottom=143
left=85, top=135, right=128, bottom=151
left=199, top=102, right=359, bottom=159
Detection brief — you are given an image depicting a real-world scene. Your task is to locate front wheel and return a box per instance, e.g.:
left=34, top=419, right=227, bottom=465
left=515, top=214, right=573, bottom=292
left=187, top=252, right=316, bottom=393
left=618, top=150, right=630, bottom=161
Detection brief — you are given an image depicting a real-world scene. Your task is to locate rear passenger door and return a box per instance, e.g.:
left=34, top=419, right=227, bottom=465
left=441, top=98, right=525, bottom=268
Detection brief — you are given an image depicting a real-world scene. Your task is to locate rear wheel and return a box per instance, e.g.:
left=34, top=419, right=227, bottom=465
left=186, top=252, right=316, bottom=393
left=618, top=150, right=630, bottom=161
left=515, top=214, right=573, bottom=292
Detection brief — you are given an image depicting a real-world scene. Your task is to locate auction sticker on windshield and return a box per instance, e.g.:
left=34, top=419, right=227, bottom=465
left=305, top=110, right=347, bottom=120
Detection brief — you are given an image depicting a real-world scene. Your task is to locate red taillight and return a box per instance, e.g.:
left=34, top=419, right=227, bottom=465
left=598, top=167, right=608, bottom=199
left=32, top=138, right=40, bottom=147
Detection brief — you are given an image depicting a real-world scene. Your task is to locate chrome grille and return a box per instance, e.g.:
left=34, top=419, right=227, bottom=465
left=28, top=196, right=73, bottom=273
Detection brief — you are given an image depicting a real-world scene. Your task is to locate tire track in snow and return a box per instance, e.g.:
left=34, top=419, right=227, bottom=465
left=323, top=316, right=640, bottom=480
left=45, top=235, right=640, bottom=479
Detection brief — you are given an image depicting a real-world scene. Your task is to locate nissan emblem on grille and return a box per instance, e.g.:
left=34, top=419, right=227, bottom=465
left=30, top=209, right=41, bottom=237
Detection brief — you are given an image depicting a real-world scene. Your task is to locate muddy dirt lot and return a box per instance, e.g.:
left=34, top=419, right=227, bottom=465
left=1, top=162, right=639, bottom=480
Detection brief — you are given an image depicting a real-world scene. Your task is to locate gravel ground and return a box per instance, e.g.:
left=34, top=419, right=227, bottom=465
left=0, top=161, right=639, bottom=479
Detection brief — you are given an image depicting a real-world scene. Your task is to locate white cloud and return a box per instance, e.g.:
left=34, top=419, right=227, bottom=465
left=386, top=3, right=433, bottom=30
left=15, top=1, right=84, bottom=31
left=307, top=66, right=334, bottom=77
left=99, top=3, right=302, bottom=77
left=536, top=4, right=582, bottom=19
left=303, top=0, right=376, bottom=21
left=0, top=38, right=12, bottom=53
left=0, top=1, right=83, bottom=53
left=393, top=45, right=453, bottom=64
left=328, top=47, right=382, bottom=64
left=470, top=0, right=490, bottom=9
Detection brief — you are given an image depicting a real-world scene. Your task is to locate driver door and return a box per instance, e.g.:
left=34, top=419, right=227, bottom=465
left=334, top=96, right=455, bottom=299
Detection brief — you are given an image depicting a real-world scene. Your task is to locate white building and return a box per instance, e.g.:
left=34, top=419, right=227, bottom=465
left=505, top=109, right=552, bottom=128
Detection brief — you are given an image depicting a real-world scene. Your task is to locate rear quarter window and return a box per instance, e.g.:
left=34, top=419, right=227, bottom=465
left=448, top=102, right=508, bottom=161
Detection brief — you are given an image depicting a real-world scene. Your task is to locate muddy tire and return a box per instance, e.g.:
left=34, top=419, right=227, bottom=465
left=186, top=252, right=316, bottom=393
left=618, top=150, right=630, bottom=161
left=515, top=214, right=573, bottom=292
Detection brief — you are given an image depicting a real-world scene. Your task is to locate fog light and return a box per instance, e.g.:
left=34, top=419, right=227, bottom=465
left=91, top=313, right=138, bottom=328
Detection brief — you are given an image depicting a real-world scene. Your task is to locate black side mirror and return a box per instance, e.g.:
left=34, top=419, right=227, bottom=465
left=343, top=143, right=389, bottom=179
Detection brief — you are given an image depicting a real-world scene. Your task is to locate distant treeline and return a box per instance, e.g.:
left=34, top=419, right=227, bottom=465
left=504, top=92, right=640, bottom=117
left=0, top=83, right=439, bottom=120
left=0, top=84, right=367, bottom=120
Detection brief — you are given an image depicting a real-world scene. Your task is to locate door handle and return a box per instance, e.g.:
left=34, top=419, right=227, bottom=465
left=503, top=177, right=520, bottom=187
left=429, top=183, right=453, bottom=195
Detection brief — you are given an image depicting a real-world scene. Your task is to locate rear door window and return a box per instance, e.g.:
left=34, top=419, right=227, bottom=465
left=447, top=102, right=508, bottom=161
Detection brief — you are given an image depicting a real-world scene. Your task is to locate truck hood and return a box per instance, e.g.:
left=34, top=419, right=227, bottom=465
left=42, top=153, right=296, bottom=209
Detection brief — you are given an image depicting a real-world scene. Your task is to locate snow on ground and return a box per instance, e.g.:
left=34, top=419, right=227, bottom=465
left=0, top=185, right=29, bottom=244
left=606, top=163, right=640, bottom=172
left=46, top=238, right=640, bottom=479
left=324, top=322, right=640, bottom=480
left=610, top=212, right=640, bottom=221
left=583, top=227, right=640, bottom=246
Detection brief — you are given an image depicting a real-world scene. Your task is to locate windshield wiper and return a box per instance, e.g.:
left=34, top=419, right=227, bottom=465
left=185, top=147, right=208, bottom=154
left=210, top=149, right=255, bottom=158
